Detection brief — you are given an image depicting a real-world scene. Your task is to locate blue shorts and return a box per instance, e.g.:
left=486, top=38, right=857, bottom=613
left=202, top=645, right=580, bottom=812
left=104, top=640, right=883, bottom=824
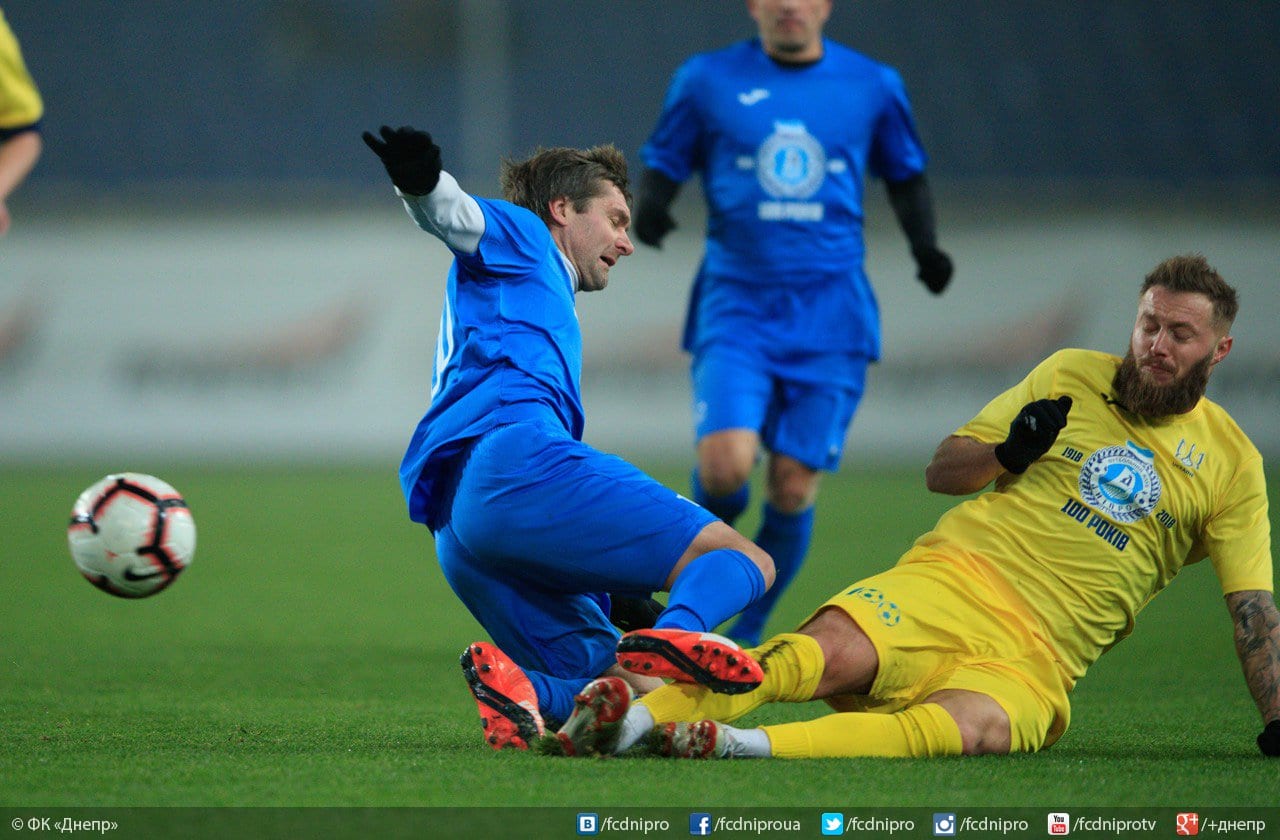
left=692, top=345, right=867, bottom=471
left=432, top=422, right=716, bottom=680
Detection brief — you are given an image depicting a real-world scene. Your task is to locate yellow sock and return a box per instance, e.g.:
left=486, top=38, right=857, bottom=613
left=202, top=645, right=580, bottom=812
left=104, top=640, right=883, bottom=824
left=640, top=632, right=824, bottom=724
left=762, top=702, right=963, bottom=759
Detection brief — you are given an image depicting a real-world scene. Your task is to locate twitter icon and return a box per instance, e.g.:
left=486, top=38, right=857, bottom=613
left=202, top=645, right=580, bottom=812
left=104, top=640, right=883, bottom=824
left=821, top=813, right=845, bottom=836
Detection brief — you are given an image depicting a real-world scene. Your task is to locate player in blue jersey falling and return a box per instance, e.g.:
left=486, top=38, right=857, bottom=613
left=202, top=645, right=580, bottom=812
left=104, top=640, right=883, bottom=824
left=363, top=125, right=776, bottom=751
left=635, top=0, right=954, bottom=646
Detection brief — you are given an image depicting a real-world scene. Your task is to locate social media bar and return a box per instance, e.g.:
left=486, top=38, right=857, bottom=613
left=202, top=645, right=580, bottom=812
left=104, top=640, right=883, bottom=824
left=564, top=808, right=1270, bottom=836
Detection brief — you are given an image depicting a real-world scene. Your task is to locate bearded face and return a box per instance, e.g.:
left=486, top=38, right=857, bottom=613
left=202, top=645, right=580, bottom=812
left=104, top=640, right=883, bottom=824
left=1110, top=286, right=1232, bottom=419
left=1110, top=349, right=1214, bottom=418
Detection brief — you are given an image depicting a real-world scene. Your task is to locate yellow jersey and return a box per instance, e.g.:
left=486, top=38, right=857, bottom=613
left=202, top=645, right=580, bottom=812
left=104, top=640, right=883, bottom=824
left=0, top=8, right=42, bottom=130
left=918, top=348, right=1273, bottom=684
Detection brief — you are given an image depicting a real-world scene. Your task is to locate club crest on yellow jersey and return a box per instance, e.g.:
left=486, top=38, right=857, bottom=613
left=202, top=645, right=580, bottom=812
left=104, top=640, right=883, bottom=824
left=1078, top=442, right=1162, bottom=524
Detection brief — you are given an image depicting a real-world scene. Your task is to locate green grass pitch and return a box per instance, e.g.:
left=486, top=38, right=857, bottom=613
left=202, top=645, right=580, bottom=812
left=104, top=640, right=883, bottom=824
left=3, top=462, right=1278, bottom=811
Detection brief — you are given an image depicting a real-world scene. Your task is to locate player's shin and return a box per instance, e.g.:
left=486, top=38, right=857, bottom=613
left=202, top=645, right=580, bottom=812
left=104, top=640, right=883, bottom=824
left=762, top=703, right=963, bottom=759
left=656, top=548, right=765, bottom=632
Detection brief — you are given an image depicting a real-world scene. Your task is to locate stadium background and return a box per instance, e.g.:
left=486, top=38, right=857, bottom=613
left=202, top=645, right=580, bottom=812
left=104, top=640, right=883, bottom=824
left=4, top=1, right=1280, bottom=817
left=2, top=0, right=1278, bottom=464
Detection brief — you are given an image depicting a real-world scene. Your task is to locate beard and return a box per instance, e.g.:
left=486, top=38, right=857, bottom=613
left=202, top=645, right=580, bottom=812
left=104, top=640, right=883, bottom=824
left=1110, top=350, right=1213, bottom=418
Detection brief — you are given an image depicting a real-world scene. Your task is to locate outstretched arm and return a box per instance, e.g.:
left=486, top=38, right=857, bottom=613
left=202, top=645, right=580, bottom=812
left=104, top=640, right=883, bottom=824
left=363, top=125, right=484, bottom=254
left=1226, top=589, right=1280, bottom=756
left=397, top=170, right=485, bottom=255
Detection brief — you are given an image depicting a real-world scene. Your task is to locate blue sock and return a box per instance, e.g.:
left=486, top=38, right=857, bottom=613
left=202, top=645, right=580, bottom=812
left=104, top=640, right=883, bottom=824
left=691, top=467, right=749, bottom=526
left=728, top=504, right=815, bottom=646
left=655, top=548, right=766, bottom=633
left=524, top=670, right=591, bottom=729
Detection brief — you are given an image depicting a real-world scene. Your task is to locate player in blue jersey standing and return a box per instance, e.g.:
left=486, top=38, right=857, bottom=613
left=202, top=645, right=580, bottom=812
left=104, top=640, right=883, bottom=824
left=634, top=0, right=954, bottom=646
left=363, top=125, right=776, bottom=752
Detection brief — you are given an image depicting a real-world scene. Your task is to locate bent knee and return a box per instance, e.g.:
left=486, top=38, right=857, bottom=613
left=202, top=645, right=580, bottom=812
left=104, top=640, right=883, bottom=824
left=742, top=542, right=776, bottom=590
left=955, top=717, right=1012, bottom=756
left=723, top=526, right=776, bottom=590
left=766, top=456, right=821, bottom=513
left=925, top=690, right=1012, bottom=756
left=699, top=463, right=751, bottom=497
left=697, top=432, right=757, bottom=495
left=671, top=520, right=775, bottom=590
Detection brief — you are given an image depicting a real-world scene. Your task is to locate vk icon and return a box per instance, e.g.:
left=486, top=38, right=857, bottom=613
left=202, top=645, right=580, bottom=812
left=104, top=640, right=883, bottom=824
left=933, top=813, right=957, bottom=836
left=576, top=813, right=599, bottom=835
left=689, top=813, right=713, bottom=835
left=821, top=812, right=845, bottom=836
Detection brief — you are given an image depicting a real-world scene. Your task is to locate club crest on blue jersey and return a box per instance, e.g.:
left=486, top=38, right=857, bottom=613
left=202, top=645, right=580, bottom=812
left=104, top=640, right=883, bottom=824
left=757, top=121, right=827, bottom=199
left=1078, top=442, right=1162, bottom=524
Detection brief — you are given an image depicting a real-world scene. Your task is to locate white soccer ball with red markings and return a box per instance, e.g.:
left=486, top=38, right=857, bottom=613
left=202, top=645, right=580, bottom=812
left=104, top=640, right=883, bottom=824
left=67, top=473, right=196, bottom=598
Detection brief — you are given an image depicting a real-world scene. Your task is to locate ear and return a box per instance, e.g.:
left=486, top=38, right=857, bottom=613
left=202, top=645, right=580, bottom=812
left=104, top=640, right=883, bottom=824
left=547, top=195, right=573, bottom=227
left=1211, top=333, right=1233, bottom=366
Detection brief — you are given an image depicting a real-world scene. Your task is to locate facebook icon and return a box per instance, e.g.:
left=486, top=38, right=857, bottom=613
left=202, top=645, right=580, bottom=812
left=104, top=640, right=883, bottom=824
left=689, top=813, right=713, bottom=835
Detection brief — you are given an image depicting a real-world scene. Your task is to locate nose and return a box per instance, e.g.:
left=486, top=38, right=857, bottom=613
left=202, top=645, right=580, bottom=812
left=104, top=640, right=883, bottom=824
left=617, top=231, right=635, bottom=257
left=1148, top=328, right=1171, bottom=356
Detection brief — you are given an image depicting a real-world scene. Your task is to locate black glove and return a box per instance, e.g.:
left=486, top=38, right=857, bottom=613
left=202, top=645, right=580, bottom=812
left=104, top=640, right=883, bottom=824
left=361, top=125, right=442, bottom=196
left=994, top=395, right=1073, bottom=474
left=1259, top=720, right=1280, bottom=757
left=609, top=594, right=665, bottom=633
left=913, top=244, right=953, bottom=295
left=633, top=168, right=679, bottom=248
left=634, top=202, right=675, bottom=248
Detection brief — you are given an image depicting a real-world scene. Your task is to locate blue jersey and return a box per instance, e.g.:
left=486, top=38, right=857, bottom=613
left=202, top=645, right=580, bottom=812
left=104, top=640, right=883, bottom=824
left=399, top=197, right=585, bottom=525
left=642, top=38, right=927, bottom=358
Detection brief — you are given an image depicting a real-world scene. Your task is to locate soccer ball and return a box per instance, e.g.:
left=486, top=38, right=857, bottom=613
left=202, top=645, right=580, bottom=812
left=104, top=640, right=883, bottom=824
left=67, top=473, right=196, bottom=598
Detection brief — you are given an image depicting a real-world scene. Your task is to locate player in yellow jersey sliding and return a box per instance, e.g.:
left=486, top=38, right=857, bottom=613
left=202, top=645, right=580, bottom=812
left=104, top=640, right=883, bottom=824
left=555, top=253, right=1279, bottom=760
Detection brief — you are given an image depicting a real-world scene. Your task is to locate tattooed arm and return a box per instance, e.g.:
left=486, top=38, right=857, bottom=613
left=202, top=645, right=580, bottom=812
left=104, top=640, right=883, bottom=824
left=1226, top=589, right=1280, bottom=756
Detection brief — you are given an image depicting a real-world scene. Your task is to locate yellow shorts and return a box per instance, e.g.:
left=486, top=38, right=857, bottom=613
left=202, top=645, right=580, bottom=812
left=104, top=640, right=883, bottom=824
left=0, top=13, right=44, bottom=129
left=808, top=546, right=1072, bottom=751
